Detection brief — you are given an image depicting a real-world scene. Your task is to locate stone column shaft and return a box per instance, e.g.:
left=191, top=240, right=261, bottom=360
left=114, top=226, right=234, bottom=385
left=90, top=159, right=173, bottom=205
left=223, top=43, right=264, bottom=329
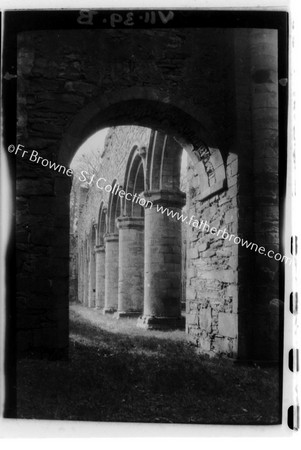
left=115, top=217, right=144, bottom=318
left=95, top=245, right=106, bottom=310
left=88, top=248, right=96, bottom=307
left=104, top=233, right=119, bottom=314
left=137, top=190, right=186, bottom=330
left=83, top=255, right=89, bottom=306
left=249, top=29, right=280, bottom=360
left=78, top=252, right=83, bottom=303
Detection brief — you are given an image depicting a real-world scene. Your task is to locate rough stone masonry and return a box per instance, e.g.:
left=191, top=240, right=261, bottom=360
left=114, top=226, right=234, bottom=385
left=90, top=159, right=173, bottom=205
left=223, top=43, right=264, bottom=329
left=14, top=22, right=281, bottom=361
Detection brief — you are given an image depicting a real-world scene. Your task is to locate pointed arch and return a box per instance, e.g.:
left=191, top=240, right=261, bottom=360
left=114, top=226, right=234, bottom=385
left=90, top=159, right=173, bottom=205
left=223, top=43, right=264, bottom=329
left=58, top=92, right=220, bottom=167
left=97, top=201, right=107, bottom=245
left=107, top=180, right=122, bottom=234
left=123, top=147, right=146, bottom=217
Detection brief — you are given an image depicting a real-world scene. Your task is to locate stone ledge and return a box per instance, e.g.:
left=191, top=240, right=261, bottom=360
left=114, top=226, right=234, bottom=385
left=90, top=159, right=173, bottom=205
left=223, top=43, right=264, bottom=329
left=103, top=233, right=119, bottom=243
left=137, top=315, right=185, bottom=330
left=102, top=307, right=116, bottom=315
left=142, top=190, right=186, bottom=207
left=116, top=217, right=144, bottom=230
left=95, top=245, right=105, bottom=253
left=114, top=311, right=142, bottom=319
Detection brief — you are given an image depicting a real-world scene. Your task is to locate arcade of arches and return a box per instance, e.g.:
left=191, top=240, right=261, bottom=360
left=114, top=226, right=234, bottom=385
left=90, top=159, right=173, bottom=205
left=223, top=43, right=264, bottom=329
left=15, top=26, right=282, bottom=362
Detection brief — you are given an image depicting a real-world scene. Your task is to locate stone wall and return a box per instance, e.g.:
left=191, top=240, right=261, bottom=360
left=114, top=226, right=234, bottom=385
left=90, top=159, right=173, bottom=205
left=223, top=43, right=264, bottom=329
left=186, top=153, right=239, bottom=357
left=14, top=23, right=282, bottom=360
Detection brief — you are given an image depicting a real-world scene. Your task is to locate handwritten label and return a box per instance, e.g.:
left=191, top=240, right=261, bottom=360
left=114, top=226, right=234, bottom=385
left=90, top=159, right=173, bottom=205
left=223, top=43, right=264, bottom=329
left=77, top=10, right=175, bottom=27
left=77, top=9, right=98, bottom=26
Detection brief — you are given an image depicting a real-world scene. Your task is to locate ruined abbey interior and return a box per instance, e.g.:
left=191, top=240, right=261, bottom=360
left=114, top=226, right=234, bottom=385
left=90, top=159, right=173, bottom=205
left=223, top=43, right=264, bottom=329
left=69, top=122, right=280, bottom=360
left=5, top=10, right=288, bottom=387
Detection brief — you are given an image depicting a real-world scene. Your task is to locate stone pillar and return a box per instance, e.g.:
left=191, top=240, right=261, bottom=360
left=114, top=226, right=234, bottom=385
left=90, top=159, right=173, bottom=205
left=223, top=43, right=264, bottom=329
left=232, top=29, right=280, bottom=361
left=83, top=253, right=89, bottom=306
left=77, top=252, right=83, bottom=303
left=249, top=29, right=280, bottom=360
left=137, top=190, right=186, bottom=330
left=88, top=247, right=96, bottom=308
left=103, top=233, right=119, bottom=314
left=95, top=244, right=106, bottom=310
left=80, top=255, right=84, bottom=304
left=115, top=217, right=144, bottom=318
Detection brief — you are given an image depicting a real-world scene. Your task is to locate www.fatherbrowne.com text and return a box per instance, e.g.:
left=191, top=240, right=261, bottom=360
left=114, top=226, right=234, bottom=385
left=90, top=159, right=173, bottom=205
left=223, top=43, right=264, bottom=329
left=7, top=146, right=292, bottom=267
left=80, top=171, right=292, bottom=266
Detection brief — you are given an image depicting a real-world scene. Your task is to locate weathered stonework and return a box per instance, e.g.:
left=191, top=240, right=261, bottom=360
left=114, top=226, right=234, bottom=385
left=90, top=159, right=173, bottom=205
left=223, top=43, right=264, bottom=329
left=95, top=245, right=105, bottom=310
left=185, top=152, right=240, bottom=357
left=115, top=217, right=144, bottom=318
left=14, top=24, right=281, bottom=361
left=138, top=190, right=185, bottom=329
left=103, top=233, right=119, bottom=314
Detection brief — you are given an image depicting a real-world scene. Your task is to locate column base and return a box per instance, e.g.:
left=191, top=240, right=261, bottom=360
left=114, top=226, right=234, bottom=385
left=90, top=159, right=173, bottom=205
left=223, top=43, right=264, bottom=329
left=102, top=307, right=116, bottom=315
left=114, top=311, right=142, bottom=319
left=137, top=315, right=185, bottom=330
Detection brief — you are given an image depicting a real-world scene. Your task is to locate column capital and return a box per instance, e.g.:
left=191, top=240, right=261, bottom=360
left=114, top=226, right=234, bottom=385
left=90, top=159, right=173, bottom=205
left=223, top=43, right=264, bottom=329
left=142, top=189, right=186, bottom=207
left=116, top=216, right=144, bottom=230
left=104, top=233, right=119, bottom=243
left=95, top=244, right=105, bottom=253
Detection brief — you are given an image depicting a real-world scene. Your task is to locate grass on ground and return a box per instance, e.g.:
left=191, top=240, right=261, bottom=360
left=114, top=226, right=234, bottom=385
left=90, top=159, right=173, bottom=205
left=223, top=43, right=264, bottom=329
left=17, top=304, right=281, bottom=424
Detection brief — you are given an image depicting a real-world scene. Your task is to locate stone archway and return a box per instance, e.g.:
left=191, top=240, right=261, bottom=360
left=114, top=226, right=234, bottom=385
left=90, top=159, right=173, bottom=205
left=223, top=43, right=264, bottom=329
left=61, top=106, right=235, bottom=353
left=74, top=126, right=233, bottom=340
left=59, top=97, right=218, bottom=332
left=17, top=38, right=281, bottom=360
left=14, top=26, right=282, bottom=362
left=58, top=90, right=219, bottom=168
